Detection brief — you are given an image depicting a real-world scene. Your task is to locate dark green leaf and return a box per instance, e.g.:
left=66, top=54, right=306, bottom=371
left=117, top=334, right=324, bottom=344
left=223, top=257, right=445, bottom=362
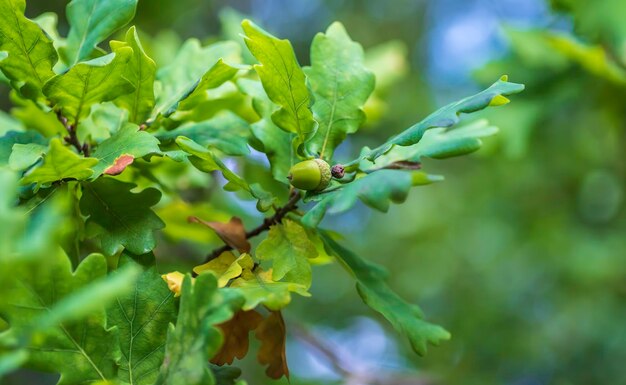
left=360, top=120, right=499, bottom=171
left=321, top=234, right=451, bottom=356
left=0, top=252, right=133, bottom=384
left=157, top=112, right=250, bottom=156
left=155, top=273, right=243, bottom=385
left=108, top=253, right=177, bottom=385
left=176, top=136, right=272, bottom=210
left=346, top=76, right=524, bottom=167
left=302, top=170, right=441, bottom=227
left=79, top=177, right=165, bottom=255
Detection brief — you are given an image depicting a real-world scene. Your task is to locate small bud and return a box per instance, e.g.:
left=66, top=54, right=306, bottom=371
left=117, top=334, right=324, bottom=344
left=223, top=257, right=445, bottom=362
left=331, top=164, right=345, bottom=179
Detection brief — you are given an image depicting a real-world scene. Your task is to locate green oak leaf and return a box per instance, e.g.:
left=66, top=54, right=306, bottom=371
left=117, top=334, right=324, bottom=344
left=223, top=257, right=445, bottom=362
left=345, top=76, right=524, bottom=167
left=8, top=143, right=47, bottom=171
left=229, top=269, right=311, bottom=311
left=80, top=177, right=165, bottom=255
left=176, top=136, right=272, bottom=211
left=302, top=170, right=441, bottom=227
left=304, top=22, right=375, bottom=161
left=44, top=49, right=135, bottom=125
left=241, top=20, right=316, bottom=155
left=155, top=273, right=243, bottom=385
left=90, top=123, right=161, bottom=177
left=256, top=219, right=317, bottom=288
left=321, top=234, right=451, bottom=356
left=176, top=59, right=242, bottom=112
left=20, top=138, right=98, bottom=186
left=153, top=39, right=241, bottom=120
left=0, top=0, right=58, bottom=100
left=62, top=0, right=138, bottom=65
left=361, top=119, right=499, bottom=171
left=0, top=251, right=137, bottom=384
left=0, top=131, right=47, bottom=166
left=157, top=112, right=251, bottom=156
left=108, top=253, right=177, bottom=385
left=111, top=26, right=157, bottom=123
left=237, top=78, right=292, bottom=182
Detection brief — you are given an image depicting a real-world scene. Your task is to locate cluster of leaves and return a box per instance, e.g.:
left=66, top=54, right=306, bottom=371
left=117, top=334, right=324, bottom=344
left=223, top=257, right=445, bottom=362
left=0, top=0, right=522, bottom=384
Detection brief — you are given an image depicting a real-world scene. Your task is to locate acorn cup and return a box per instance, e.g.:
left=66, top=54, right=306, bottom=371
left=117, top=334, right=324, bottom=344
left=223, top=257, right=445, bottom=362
left=287, top=159, right=332, bottom=191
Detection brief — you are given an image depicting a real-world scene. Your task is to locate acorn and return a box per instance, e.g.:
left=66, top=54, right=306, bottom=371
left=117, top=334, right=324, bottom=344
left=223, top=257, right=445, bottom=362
left=287, top=159, right=331, bottom=191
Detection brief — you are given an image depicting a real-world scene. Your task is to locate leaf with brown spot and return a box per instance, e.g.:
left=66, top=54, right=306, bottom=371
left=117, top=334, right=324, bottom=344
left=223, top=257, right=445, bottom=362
left=104, top=154, right=134, bottom=175
left=211, top=309, right=263, bottom=365
left=255, top=311, right=289, bottom=380
left=188, top=216, right=251, bottom=253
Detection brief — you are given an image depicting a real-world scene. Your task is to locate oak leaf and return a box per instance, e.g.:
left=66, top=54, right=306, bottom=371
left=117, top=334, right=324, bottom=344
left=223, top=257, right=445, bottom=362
left=255, top=311, right=289, bottom=380
left=211, top=310, right=263, bottom=365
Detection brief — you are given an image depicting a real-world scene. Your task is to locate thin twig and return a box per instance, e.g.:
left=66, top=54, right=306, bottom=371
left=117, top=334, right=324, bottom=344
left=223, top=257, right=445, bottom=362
left=56, top=110, right=89, bottom=156
left=197, top=192, right=301, bottom=267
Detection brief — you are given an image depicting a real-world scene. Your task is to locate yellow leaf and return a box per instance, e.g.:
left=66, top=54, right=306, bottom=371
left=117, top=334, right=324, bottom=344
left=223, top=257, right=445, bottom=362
left=161, top=271, right=186, bottom=297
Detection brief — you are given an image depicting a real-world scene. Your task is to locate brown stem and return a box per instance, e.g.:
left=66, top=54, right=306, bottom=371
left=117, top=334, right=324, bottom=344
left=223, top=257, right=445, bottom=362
left=197, top=192, right=301, bottom=269
left=56, top=110, right=89, bottom=156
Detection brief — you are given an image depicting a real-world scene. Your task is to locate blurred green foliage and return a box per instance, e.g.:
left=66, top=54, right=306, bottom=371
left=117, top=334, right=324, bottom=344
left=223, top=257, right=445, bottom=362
left=2, top=1, right=625, bottom=385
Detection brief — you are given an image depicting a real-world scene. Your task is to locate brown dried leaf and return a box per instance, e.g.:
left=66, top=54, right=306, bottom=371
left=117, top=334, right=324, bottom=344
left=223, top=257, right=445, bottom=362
left=188, top=216, right=251, bottom=253
left=255, top=311, right=289, bottom=379
left=211, top=309, right=264, bottom=365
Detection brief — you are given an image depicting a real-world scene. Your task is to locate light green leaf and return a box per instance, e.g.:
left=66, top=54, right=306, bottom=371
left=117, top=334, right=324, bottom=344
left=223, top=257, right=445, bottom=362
left=321, top=234, right=451, bottom=356
left=346, top=77, right=524, bottom=167
left=8, top=143, right=47, bottom=171
left=155, top=273, right=243, bottom=385
left=241, top=19, right=316, bottom=155
left=361, top=120, right=499, bottom=170
left=157, top=112, right=251, bottom=156
left=256, top=219, right=317, bottom=288
left=238, top=78, right=292, bottom=182
left=44, top=48, right=135, bottom=124
left=108, top=253, right=177, bottom=385
left=0, top=131, right=47, bottom=166
left=0, top=251, right=132, bottom=384
left=176, top=136, right=272, bottom=210
left=177, top=59, right=242, bottom=112
left=20, top=138, right=98, bottom=186
left=304, top=22, right=375, bottom=161
left=0, top=0, right=58, bottom=100
left=62, top=0, right=138, bottom=65
left=80, top=177, right=165, bottom=255
left=302, top=170, right=441, bottom=227
left=111, top=26, right=157, bottom=123
left=153, top=39, right=241, bottom=120
left=91, top=123, right=161, bottom=177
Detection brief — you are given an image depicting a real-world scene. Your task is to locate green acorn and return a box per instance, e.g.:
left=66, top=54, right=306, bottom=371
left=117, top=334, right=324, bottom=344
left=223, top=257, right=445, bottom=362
left=287, top=159, right=331, bottom=191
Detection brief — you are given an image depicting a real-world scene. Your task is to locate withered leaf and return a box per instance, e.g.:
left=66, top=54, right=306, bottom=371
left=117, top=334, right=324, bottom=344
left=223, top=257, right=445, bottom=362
left=211, top=309, right=263, bottom=365
left=189, top=216, right=251, bottom=253
left=255, top=311, right=289, bottom=380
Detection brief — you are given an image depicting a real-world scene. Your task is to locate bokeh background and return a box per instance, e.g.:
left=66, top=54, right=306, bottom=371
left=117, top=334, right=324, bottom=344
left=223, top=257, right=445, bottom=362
left=3, top=1, right=625, bottom=385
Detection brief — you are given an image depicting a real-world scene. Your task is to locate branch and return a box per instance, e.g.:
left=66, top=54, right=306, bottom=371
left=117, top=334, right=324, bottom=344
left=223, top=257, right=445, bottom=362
left=198, top=192, right=301, bottom=267
left=56, top=110, right=90, bottom=156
